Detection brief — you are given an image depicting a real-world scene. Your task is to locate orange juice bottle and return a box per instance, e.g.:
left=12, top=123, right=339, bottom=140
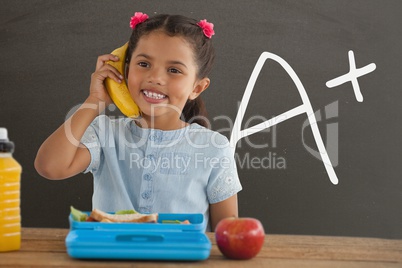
left=0, top=128, right=22, bottom=252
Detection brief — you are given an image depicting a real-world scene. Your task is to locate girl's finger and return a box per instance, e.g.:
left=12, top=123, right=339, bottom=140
left=93, top=67, right=123, bottom=84
left=101, top=64, right=124, bottom=81
left=95, top=54, right=120, bottom=70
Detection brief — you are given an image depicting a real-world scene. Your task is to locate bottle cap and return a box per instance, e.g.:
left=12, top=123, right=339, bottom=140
left=0, top=128, right=14, bottom=153
left=0, top=128, right=8, bottom=141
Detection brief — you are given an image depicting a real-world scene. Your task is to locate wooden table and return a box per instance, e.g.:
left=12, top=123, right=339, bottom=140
left=1, top=228, right=401, bottom=267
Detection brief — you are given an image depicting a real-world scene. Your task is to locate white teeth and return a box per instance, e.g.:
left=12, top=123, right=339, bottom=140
left=143, top=90, right=166, bottom=100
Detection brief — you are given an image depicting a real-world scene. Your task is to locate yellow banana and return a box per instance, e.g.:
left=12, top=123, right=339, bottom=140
left=105, top=42, right=141, bottom=118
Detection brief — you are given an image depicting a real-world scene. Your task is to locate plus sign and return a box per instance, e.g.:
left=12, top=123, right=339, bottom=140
left=326, top=50, right=376, bottom=102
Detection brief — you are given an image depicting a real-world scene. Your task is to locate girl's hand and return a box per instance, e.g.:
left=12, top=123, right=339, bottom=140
left=88, top=54, right=124, bottom=106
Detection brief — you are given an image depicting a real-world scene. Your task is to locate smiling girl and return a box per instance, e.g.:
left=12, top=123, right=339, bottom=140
left=35, top=13, right=242, bottom=231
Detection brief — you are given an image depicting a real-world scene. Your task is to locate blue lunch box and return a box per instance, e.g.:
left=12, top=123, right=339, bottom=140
left=65, top=212, right=211, bottom=261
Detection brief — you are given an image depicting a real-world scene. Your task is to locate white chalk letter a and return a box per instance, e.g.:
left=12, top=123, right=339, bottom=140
left=230, top=52, right=339, bottom=185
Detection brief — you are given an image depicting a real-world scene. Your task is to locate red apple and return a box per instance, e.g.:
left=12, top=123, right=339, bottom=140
left=215, top=217, right=265, bottom=260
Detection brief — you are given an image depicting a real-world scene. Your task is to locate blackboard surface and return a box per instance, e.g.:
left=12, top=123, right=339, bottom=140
left=1, top=0, right=401, bottom=239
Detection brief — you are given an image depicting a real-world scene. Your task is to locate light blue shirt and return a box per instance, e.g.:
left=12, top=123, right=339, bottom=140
left=81, top=115, right=242, bottom=230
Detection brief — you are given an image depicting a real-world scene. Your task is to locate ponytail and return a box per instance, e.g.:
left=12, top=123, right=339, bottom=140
left=181, top=97, right=209, bottom=128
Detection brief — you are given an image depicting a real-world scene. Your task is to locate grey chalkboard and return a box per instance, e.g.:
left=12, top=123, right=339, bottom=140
left=1, top=0, right=401, bottom=238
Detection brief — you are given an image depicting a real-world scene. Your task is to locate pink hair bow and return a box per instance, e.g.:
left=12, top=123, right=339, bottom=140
left=130, top=12, right=149, bottom=29
left=197, top=19, right=215, bottom=39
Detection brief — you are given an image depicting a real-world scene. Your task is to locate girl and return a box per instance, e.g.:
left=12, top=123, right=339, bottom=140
left=35, top=13, right=242, bottom=231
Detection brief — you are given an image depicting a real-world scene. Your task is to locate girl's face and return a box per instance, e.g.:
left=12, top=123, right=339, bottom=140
left=127, top=31, right=209, bottom=129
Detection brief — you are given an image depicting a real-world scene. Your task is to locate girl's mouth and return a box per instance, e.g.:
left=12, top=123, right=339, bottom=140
left=141, top=90, right=168, bottom=102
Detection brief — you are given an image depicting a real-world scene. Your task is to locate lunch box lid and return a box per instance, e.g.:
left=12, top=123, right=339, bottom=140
left=68, top=212, right=207, bottom=232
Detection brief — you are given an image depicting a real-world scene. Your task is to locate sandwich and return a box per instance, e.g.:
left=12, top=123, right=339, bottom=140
left=90, top=208, right=158, bottom=223
left=70, top=206, right=158, bottom=223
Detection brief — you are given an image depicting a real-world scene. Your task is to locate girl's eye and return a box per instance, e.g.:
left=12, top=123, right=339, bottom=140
left=168, top=68, right=182, bottom=74
left=138, top=62, right=149, bottom=68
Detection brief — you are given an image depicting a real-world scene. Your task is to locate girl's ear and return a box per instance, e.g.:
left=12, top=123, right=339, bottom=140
left=125, top=63, right=130, bottom=78
left=189, top=78, right=210, bottom=100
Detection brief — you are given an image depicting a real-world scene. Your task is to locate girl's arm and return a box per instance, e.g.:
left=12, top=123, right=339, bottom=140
left=209, top=194, right=239, bottom=231
left=34, top=54, right=123, bottom=180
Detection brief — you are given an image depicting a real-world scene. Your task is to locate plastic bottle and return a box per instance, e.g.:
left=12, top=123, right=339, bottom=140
left=0, top=128, right=22, bottom=252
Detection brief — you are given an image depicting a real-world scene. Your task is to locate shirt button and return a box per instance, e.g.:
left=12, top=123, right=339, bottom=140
left=139, top=207, right=150, bottom=213
left=143, top=173, right=152, bottom=181
left=150, top=133, right=162, bottom=142
left=142, top=191, right=151, bottom=199
left=148, top=154, right=155, bottom=160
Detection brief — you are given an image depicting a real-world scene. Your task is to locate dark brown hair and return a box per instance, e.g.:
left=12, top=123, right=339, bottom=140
left=127, top=14, right=215, bottom=128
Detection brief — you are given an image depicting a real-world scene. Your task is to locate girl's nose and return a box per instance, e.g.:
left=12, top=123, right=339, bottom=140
left=147, top=67, right=165, bottom=85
